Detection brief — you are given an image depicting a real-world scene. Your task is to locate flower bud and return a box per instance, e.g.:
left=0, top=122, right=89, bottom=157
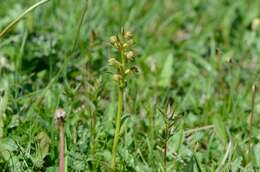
left=252, top=18, right=260, bottom=31
left=130, top=66, right=138, bottom=73
left=125, top=51, right=134, bottom=60
left=127, top=39, right=134, bottom=46
left=125, top=66, right=138, bottom=75
left=125, top=69, right=131, bottom=75
left=124, top=31, right=133, bottom=39
left=108, top=58, right=117, bottom=65
left=112, top=74, right=122, bottom=82
left=110, top=35, right=117, bottom=44
left=122, top=43, right=128, bottom=48
left=108, top=58, right=121, bottom=67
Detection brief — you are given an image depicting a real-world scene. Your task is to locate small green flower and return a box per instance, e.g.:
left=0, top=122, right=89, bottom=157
left=110, top=35, right=117, bottom=44
left=125, top=51, right=134, bottom=60
left=112, top=74, right=122, bottom=82
left=108, top=30, right=138, bottom=170
left=108, top=58, right=121, bottom=66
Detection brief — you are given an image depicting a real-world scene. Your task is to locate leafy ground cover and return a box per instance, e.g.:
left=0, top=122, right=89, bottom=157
left=0, top=0, right=260, bottom=171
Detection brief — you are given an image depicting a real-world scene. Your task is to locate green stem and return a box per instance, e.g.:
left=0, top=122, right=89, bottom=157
left=0, top=0, right=50, bottom=38
left=248, top=84, right=256, bottom=161
left=111, top=87, right=124, bottom=170
left=164, top=123, right=168, bottom=172
left=91, top=111, right=97, bottom=172
left=71, top=0, right=89, bottom=52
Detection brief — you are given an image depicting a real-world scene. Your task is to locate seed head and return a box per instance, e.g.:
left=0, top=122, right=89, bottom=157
left=55, top=108, right=66, bottom=120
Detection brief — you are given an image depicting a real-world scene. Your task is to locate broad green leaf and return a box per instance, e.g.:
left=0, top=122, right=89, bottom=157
left=171, top=127, right=184, bottom=153
left=7, top=115, right=20, bottom=129
left=46, top=166, right=59, bottom=172
left=158, top=53, right=173, bottom=87
left=183, top=157, right=194, bottom=172
left=253, top=144, right=260, bottom=167
left=0, top=79, right=9, bottom=138
left=33, top=132, right=51, bottom=168
left=213, top=114, right=227, bottom=143
left=0, top=138, right=17, bottom=160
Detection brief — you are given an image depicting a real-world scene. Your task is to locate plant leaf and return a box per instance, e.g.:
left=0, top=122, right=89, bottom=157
left=158, top=53, right=173, bottom=87
left=213, top=114, right=227, bottom=144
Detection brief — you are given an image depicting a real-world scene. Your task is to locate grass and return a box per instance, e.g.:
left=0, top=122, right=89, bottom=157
left=0, top=0, right=260, bottom=171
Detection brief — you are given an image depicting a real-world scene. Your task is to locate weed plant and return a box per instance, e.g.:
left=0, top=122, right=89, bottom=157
left=0, top=0, right=259, bottom=171
left=108, top=29, right=137, bottom=171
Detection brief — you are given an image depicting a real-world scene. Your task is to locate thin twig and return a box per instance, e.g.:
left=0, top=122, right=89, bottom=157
left=184, top=125, right=214, bottom=136
left=216, top=141, right=232, bottom=172
left=55, top=109, right=66, bottom=172
left=59, top=122, right=65, bottom=172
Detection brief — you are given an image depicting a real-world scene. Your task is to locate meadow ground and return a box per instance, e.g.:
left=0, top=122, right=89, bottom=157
left=0, top=0, right=260, bottom=171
